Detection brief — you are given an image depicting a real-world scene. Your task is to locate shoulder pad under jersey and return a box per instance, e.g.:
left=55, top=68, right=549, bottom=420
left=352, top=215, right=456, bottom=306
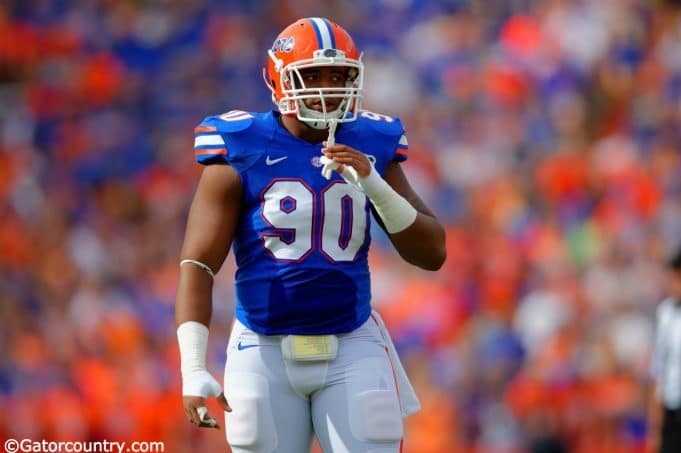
left=357, top=110, right=405, bottom=136
left=355, top=110, right=409, bottom=164
left=193, top=110, right=255, bottom=165
left=210, top=110, right=255, bottom=133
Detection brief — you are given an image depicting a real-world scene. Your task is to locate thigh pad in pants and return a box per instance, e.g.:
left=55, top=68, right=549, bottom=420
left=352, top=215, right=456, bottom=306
left=346, top=357, right=403, bottom=443
left=350, top=389, right=403, bottom=442
left=225, top=372, right=277, bottom=452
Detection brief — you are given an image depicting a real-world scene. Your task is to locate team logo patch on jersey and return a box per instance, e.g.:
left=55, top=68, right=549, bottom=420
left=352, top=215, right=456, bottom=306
left=272, top=37, right=294, bottom=53
left=311, top=156, right=323, bottom=167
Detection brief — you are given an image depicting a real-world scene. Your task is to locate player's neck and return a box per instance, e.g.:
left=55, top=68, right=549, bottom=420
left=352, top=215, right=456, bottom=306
left=279, top=114, right=330, bottom=144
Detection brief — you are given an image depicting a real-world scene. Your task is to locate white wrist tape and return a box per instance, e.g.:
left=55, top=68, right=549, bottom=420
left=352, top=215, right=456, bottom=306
left=345, top=165, right=417, bottom=234
left=177, top=321, right=222, bottom=397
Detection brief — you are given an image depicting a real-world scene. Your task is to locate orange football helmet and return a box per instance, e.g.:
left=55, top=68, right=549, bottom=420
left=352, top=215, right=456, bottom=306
left=265, top=18, right=364, bottom=129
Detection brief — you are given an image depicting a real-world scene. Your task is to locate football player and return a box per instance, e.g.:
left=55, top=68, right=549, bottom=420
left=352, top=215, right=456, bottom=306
left=175, top=17, right=446, bottom=452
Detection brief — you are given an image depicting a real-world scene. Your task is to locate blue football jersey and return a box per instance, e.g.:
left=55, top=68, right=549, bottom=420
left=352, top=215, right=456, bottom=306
left=192, top=109, right=409, bottom=335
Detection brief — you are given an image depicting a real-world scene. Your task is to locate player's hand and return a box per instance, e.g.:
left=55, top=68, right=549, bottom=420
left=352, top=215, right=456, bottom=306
left=183, top=393, right=230, bottom=429
left=182, top=370, right=231, bottom=429
left=321, top=143, right=372, bottom=180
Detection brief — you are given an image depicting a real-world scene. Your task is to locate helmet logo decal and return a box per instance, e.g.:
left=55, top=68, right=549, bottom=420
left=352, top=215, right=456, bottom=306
left=323, top=49, right=337, bottom=57
left=272, top=37, right=294, bottom=53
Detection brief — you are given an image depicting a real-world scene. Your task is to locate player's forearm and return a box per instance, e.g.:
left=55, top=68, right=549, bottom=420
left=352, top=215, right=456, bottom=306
left=360, top=160, right=445, bottom=270
left=175, top=265, right=224, bottom=416
left=389, top=213, right=446, bottom=271
left=175, top=265, right=215, bottom=327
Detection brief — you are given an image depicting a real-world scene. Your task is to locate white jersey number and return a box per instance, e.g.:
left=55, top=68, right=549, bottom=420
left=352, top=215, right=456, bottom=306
left=261, top=180, right=366, bottom=262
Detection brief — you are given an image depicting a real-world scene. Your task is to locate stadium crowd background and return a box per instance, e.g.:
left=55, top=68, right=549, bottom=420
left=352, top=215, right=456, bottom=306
left=1, top=0, right=680, bottom=452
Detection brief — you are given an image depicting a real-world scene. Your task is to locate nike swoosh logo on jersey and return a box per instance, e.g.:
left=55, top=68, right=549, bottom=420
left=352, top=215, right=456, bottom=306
left=265, top=155, right=288, bottom=165
left=237, top=341, right=260, bottom=351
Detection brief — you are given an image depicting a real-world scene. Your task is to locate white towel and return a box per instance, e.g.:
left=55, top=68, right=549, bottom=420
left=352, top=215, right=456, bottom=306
left=371, top=309, right=421, bottom=417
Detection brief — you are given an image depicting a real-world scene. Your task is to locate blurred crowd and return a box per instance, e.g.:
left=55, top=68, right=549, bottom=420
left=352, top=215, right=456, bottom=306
left=1, top=0, right=680, bottom=452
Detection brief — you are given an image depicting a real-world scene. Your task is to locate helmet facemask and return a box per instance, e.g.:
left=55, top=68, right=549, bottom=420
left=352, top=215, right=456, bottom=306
left=268, top=49, right=364, bottom=130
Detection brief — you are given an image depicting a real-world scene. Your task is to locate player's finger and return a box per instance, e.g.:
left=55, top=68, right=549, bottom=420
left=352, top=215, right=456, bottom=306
left=326, top=155, right=369, bottom=175
left=323, top=145, right=355, bottom=155
left=183, top=396, right=207, bottom=425
left=184, top=405, right=201, bottom=426
left=322, top=143, right=355, bottom=154
left=217, top=392, right=232, bottom=412
left=326, top=155, right=357, bottom=164
left=324, top=150, right=367, bottom=163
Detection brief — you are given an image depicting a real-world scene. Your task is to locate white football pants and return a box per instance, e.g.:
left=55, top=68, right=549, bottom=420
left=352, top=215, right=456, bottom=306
left=223, top=316, right=404, bottom=453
